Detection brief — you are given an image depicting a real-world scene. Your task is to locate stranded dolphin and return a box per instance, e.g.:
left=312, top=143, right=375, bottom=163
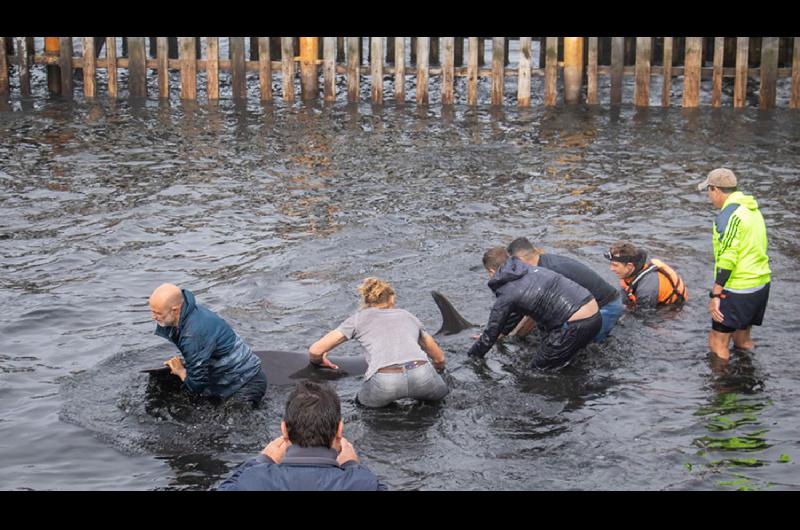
left=142, top=291, right=476, bottom=385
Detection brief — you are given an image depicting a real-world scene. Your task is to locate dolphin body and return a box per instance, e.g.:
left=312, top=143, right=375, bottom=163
left=143, top=292, right=476, bottom=385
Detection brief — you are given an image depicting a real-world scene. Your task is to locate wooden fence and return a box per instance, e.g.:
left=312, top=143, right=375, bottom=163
left=1, top=37, right=799, bottom=109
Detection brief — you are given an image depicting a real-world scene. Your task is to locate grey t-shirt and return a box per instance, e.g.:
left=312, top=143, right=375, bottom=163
left=335, top=307, right=428, bottom=381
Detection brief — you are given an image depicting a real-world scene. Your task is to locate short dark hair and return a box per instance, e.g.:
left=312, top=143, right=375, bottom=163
left=284, top=381, right=341, bottom=448
left=507, top=237, right=536, bottom=257
left=710, top=185, right=738, bottom=194
left=482, top=246, right=510, bottom=271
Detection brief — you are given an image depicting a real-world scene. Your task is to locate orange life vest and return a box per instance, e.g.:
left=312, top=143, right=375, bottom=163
left=620, top=258, right=687, bottom=306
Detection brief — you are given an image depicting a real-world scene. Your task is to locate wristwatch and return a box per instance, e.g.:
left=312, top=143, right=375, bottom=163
left=709, top=291, right=726, bottom=299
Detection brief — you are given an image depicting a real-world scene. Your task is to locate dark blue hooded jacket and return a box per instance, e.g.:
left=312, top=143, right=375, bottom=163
left=467, top=257, right=593, bottom=359
left=155, top=289, right=262, bottom=399
left=217, top=446, right=388, bottom=491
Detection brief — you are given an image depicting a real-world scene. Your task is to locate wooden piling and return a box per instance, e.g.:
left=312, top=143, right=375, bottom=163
left=410, top=37, right=417, bottom=65
left=394, top=37, right=405, bottom=104
left=386, top=36, right=394, bottom=64
left=207, top=37, right=220, bottom=101
left=564, top=37, right=583, bottom=104
left=587, top=37, right=598, bottom=105
left=258, top=39, right=273, bottom=102
left=518, top=36, right=532, bottom=107
left=106, top=37, right=117, bottom=98
left=347, top=37, right=359, bottom=103
left=323, top=37, right=335, bottom=102
left=759, top=37, right=779, bottom=109
left=81, top=37, right=96, bottom=98
left=442, top=37, right=455, bottom=105
left=300, top=37, right=319, bottom=101
left=16, top=37, right=31, bottom=96
left=492, top=37, right=504, bottom=106
left=791, top=37, right=800, bottom=109
left=416, top=37, right=429, bottom=104
left=634, top=37, right=651, bottom=107
left=157, top=37, right=168, bottom=99
left=430, top=37, right=439, bottom=66
left=683, top=37, right=702, bottom=108
left=128, top=37, right=146, bottom=98
left=230, top=37, right=247, bottom=100
left=179, top=37, right=197, bottom=100
left=662, top=37, right=673, bottom=107
left=711, top=37, right=724, bottom=107
left=465, top=37, right=478, bottom=106
left=282, top=37, right=295, bottom=102
left=45, top=37, right=61, bottom=95
left=59, top=37, right=73, bottom=98
left=734, top=37, right=749, bottom=108
left=544, top=37, right=558, bottom=106
left=610, top=37, right=624, bottom=105
left=0, top=37, right=8, bottom=97
left=337, top=37, right=345, bottom=63
left=370, top=37, right=383, bottom=104
left=478, top=38, right=485, bottom=67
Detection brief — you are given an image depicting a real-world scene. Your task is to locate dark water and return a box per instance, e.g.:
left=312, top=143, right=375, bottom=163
left=2, top=92, right=799, bottom=490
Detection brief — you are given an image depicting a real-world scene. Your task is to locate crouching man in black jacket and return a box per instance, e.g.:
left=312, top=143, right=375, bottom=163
left=467, top=247, right=602, bottom=370
left=218, top=380, right=387, bottom=491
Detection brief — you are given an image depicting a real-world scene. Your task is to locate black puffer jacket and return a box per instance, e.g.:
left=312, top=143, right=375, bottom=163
left=467, top=257, right=594, bottom=358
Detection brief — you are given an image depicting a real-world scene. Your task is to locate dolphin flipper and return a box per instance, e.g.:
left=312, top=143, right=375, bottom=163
left=431, top=290, right=478, bottom=335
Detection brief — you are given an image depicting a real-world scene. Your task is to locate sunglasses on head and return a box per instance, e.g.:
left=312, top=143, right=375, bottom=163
left=604, top=250, right=637, bottom=263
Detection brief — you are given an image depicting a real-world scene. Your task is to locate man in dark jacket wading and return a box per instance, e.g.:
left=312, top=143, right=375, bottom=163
left=467, top=247, right=602, bottom=370
left=217, top=380, right=387, bottom=491
left=149, top=283, right=267, bottom=406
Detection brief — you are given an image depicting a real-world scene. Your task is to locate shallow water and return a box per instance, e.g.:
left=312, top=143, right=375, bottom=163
left=1, top=94, right=799, bottom=490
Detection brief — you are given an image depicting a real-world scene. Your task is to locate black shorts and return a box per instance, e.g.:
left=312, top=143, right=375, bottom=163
left=532, top=312, right=602, bottom=370
left=711, top=282, right=770, bottom=333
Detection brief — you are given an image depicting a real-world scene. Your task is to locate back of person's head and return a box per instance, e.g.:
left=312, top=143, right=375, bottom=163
left=284, top=381, right=342, bottom=448
left=482, top=246, right=510, bottom=271
left=358, top=277, right=395, bottom=308
left=507, top=237, right=541, bottom=260
left=608, top=241, right=647, bottom=270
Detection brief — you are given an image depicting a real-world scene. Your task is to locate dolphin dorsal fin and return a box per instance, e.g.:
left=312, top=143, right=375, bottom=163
left=431, top=291, right=477, bottom=335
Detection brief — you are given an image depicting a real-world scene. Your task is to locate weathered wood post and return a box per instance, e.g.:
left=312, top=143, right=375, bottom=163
left=394, top=37, right=405, bottom=105
left=128, top=37, right=147, bottom=98
left=791, top=37, right=800, bottom=109
left=518, top=36, right=532, bottom=107
left=179, top=37, right=197, bottom=101
left=491, top=37, right=504, bottom=106
left=59, top=37, right=73, bottom=98
left=0, top=37, right=8, bottom=97
left=759, top=37, right=779, bottom=109
left=563, top=37, right=584, bottom=104
left=282, top=37, right=296, bottom=102
left=370, top=37, right=383, bottom=104
left=544, top=37, right=558, bottom=106
left=587, top=37, right=598, bottom=104
left=300, top=37, right=319, bottom=101
left=207, top=37, right=220, bottom=101
left=662, top=37, right=673, bottom=107
left=45, top=37, right=61, bottom=95
left=16, top=37, right=31, bottom=96
left=634, top=37, right=651, bottom=107
left=347, top=37, right=359, bottom=103
left=231, top=37, right=247, bottom=100
left=610, top=37, right=624, bottom=105
left=416, top=37, right=430, bottom=104
left=81, top=37, right=96, bottom=98
left=711, top=37, right=724, bottom=107
left=733, top=37, right=749, bottom=108
left=157, top=37, right=169, bottom=99
left=442, top=37, right=454, bottom=105
left=323, top=37, right=335, bottom=102
left=682, top=37, right=702, bottom=108
left=467, top=37, right=478, bottom=106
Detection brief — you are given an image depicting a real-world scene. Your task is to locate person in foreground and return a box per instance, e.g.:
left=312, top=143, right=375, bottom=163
left=148, top=283, right=266, bottom=406
left=508, top=237, right=622, bottom=342
left=217, top=380, right=387, bottom=491
left=468, top=247, right=601, bottom=370
left=604, top=241, right=687, bottom=309
left=309, top=277, right=448, bottom=408
left=698, top=167, right=771, bottom=361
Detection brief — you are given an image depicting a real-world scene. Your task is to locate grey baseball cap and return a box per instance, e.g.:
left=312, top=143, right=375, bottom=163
left=697, top=168, right=737, bottom=191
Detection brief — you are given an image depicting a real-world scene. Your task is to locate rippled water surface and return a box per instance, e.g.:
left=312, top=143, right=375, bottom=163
left=1, top=96, right=799, bottom=490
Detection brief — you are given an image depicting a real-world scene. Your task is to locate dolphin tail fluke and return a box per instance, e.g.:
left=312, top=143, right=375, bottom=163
left=431, top=290, right=477, bottom=335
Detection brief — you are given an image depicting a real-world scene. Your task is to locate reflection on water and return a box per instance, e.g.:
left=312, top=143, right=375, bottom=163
left=1, top=97, right=799, bottom=490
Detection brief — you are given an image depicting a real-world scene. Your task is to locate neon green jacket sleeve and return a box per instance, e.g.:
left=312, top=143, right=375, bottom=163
left=712, top=191, right=771, bottom=290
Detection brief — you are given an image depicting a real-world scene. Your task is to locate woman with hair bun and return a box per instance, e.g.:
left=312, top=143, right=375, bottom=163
left=309, top=277, right=448, bottom=408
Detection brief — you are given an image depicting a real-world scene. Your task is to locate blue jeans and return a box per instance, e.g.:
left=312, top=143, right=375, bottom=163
left=595, top=297, right=624, bottom=342
left=358, top=362, right=448, bottom=408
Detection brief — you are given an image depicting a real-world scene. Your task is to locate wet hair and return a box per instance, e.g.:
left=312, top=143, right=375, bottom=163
left=609, top=241, right=647, bottom=271
left=482, top=247, right=510, bottom=271
left=283, top=381, right=341, bottom=448
left=507, top=237, right=542, bottom=260
left=358, top=277, right=396, bottom=307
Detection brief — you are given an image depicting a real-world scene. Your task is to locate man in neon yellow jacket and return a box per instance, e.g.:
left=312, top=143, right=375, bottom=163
left=697, top=168, right=771, bottom=361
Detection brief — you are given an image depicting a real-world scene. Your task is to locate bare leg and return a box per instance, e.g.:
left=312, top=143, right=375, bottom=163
left=732, top=326, right=754, bottom=350
left=709, top=329, right=732, bottom=360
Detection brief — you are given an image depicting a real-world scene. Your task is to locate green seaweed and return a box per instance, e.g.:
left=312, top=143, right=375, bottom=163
left=779, top=454, right=792, bottom=463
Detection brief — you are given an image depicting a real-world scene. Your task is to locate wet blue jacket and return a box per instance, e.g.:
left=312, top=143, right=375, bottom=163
left=154, top=289, right=262, bottom=399
left=217, top=446, right=388, bottom=491
left=468, top=257, right=594, bottom=359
